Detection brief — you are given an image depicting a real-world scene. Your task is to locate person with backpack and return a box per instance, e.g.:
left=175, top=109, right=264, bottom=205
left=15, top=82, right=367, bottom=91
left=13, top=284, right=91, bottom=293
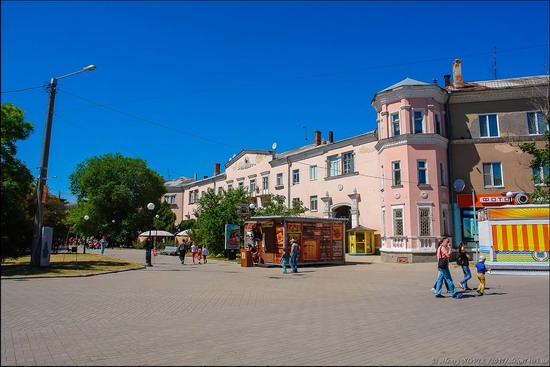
left=457, top=241, right=472, bottom=290
left=434, top=237, right=462, bottom=299
left=476, top=256, right=490, bottom=296
left=289, top=238, right=299, bottom=273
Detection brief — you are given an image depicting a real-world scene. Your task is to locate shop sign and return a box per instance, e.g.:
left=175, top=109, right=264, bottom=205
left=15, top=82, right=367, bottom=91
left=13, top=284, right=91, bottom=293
left=457, top=193, right=511, bottom=208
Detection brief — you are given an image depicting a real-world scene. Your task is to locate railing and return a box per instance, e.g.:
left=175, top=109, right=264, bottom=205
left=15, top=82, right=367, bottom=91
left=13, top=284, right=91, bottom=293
left=391, top=236, right=408, bottom=250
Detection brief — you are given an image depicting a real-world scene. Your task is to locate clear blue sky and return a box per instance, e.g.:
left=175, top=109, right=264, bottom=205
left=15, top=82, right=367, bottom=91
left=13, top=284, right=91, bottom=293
left=2, top=1, right=549, bottom=202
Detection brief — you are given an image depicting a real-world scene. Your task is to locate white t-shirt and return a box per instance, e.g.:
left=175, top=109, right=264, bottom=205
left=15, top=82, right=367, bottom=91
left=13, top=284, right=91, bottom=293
left=191, top=244, right=197, bottom=253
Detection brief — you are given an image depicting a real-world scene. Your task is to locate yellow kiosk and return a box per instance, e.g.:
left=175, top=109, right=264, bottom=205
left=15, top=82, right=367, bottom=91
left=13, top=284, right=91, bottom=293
left=347, top=226, right=376, bottom=255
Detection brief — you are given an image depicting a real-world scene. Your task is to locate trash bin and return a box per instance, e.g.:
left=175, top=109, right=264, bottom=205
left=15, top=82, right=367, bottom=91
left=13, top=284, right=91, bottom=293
left=241, top=249, right=253, bottom=267
left=71, top=246, right=77, bottom=253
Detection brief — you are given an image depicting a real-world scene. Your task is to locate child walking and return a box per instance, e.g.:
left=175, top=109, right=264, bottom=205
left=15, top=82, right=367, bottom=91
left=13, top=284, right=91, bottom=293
left=197, top=246, right=203, bottom=264
left=202, top=246, right=208, bottom=264
left=281, top=249, right=290, bottom=274
left=476, top=256, right=489, bottom=295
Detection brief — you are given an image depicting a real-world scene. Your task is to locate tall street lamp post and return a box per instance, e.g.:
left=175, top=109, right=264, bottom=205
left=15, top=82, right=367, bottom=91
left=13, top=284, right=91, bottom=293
left=83, top=215, right=90, bottom=254
left=146, top=203, right=155, bottom=266
left=31, top=65, right=97, bottom=267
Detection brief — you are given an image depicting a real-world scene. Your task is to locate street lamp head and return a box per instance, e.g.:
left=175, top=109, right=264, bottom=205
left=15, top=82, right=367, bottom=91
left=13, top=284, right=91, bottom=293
left=249, top=203, right=256, bottom=210
left=83, top=65, right=96, bottom=72
left=147, top=202, right=155, bottom=211
left=84, top=215, right=90, bottom=221
left=112, top=219, right=116, bottom=224
left=155, top=214, right=160, bottom=219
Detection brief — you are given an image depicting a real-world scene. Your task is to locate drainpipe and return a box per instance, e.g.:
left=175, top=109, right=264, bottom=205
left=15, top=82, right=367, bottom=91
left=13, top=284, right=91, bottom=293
left=286, top=157, right=291, bottom=208
left=445, top=90, right=460, bottom=248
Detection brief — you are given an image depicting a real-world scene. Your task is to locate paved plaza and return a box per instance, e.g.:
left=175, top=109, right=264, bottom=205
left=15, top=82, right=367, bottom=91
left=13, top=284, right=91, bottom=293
left=1, top=249, right=549, bottom=366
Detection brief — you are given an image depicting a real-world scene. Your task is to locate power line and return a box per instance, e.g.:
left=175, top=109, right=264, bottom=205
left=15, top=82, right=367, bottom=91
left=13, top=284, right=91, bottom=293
left=1, top=85, right=44, bottom=94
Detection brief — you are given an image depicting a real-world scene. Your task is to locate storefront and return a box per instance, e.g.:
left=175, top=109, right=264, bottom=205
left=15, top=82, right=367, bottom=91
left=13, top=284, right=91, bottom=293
left=244, top=216, right=347, bottom=266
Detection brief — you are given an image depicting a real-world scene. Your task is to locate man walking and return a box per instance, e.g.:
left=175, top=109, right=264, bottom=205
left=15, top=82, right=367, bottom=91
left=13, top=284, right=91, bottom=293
left=178, top=240, right=188, bottom=264
left=145, top=238, right=153, bottom=267
left=290, top=238, right=299, bottom=273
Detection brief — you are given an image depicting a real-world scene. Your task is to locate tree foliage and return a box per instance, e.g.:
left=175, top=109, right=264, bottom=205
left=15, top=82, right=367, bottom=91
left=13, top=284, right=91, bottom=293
left=520, top=95, right=549, bottom=204
left=67, top=153, right=167, bottom=246
left=193, top=187, right=248, bottom=255
left=1, top=103, right=34, bottom=260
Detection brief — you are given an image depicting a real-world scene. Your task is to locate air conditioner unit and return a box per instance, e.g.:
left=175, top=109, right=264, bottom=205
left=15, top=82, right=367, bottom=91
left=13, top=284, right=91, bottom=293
left=515, top=193, right=529, bottom=205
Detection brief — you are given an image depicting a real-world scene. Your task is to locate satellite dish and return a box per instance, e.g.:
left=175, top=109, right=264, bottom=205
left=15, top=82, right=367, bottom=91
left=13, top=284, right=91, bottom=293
left=271, top=142, right=277, bottom=150
left=453, top=179, right=465, bottom=193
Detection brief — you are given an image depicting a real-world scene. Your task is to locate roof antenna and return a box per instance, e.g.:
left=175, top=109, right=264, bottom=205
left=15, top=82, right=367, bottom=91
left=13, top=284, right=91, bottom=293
left=303, top=125, right=308, bottom=142
left=167, top=168, right=171, bottom=180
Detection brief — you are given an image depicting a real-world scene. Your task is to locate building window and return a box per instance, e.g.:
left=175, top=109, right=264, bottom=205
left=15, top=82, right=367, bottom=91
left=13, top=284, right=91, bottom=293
left=479, top=114, right=499, bottom=137
left=188, top=191, right=194, bottom=204
left=417, top=160, right=428, bottom=185
left=328, top=155, right=340, bottom=177
left=292, top=169, right=300, bottom=185
left=442, top=205, right=450, bottom=236
left=392, top=207, right=404, bottom=236
left=533, top=165, right=549, bottom=186
left=262, top=176, right=269, bottom=190
left=238, top=181, right=244, bottom=189
left=418, top=206, right=432, bottom=237
left=483, top=162, right=503, bottom=187
left=391, top=112, right=400, bottom=136
left=382, top=207, right=386, bottom=237
left=310, top=196, right=318, bottom=212
left=392, top=161, right=401, bottom=186
left=276, top=173, right=284, bottom=187
left=343, top=152, right=354, bottom=174
left=412, top=109, right=424, bottom=134
left=249, top=178, right=256, bottom=193
left=527, top=111, right=547, bottom=135
left=435, top=112, right=442, bottom=135
left=227, top=183, right=233, bottom=191
left=440, top=162, right=446, bottom=187
left=164, top=195, right=176, bottom=204
left=310, top=165, right=317, bottom=181
left=218, top=187, right=224, bottom=195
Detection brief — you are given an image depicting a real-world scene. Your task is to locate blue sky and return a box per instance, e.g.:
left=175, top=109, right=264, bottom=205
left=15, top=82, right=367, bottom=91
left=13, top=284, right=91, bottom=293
left=2, top=1, right=549, bottom=202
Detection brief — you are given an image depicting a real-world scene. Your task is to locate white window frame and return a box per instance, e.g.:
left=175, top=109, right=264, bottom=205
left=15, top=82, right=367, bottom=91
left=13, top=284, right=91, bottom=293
left=439, top=162, right=446, bottom=187
left=392, top=205, right=405, bottom=236
left=391, top=112, right=400, bottom=136
left=482, top=162, right=504, bottom=188
left=417, top=160, right=428, bottom=185
left=417, top=203, right=432, bottom=237
left=249, top=178, right=256, bottom=193
left=412, top=108, right=425, bottom=134
left=381, top=207, right=386, bottom=237
left=392, top=161, right=401, bottom=186
left=276, top=173, right=284, bottom=187
left=435, top=111, right=442, bottom=135
left=309, top=196, right=318, bottom=212
left=309, top=165, right=317, bottom=181
left=479, top=114, right=500, bottom=138
left=527, top=111, right=548, bottom=135
left=343, top=152, right=354, bottom=174
left=328, top=155, right=340, bottom=177
left=262, top=175, right=269, bottom=190
left=292, top=169, right=300, bottom=185
left=380, top=165, right=385, bottom=191
left=533, top=164, right=549, bottom=186
left=164, top=194, right=176, bottom=204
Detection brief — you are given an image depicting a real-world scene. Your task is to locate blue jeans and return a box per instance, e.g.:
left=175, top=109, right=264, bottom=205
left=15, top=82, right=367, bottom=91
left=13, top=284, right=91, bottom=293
left=290, top=253, right=298, bottom=272
left=281, top=259, right=288, bottom=272
left=460, top=265, right=472, bottom=288
left=435, top=268, right=456, bottom=296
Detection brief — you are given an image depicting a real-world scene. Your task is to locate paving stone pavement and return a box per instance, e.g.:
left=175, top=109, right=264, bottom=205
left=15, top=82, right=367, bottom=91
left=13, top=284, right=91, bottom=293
left=2, top=249, right=549, bottom=366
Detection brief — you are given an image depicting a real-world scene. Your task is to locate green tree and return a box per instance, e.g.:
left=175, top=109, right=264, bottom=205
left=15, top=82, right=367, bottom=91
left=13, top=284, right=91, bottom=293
left=67, top=153, right=167, bottom=246
left=520, top=96, right=549, bottom=204
left=253, top=194, right=308, bottom=216
left=1, top=103, right=34, bottom=260
left=193, top=187, right=248, bottom=255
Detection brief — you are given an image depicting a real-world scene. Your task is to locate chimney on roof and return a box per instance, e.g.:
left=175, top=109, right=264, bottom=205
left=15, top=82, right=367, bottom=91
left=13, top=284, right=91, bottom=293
left=214, top=163, right=221, bottom=176
left=314, top=130, right=321, bottom=146
left=444, top=74, right=451, bottom=87
left=194, top=172, right=198, bottom=180
left=452, top=59, right=464, bottom=88
left=203, top=175, right=208, bottom=179
left=328, top=131, right=334, bottom=143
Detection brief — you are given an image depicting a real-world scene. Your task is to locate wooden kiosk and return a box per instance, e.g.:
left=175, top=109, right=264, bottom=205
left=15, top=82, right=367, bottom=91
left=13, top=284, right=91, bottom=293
left=244, top=216, right=347, bottom=266
left=347, top=226, right=376, bottom=255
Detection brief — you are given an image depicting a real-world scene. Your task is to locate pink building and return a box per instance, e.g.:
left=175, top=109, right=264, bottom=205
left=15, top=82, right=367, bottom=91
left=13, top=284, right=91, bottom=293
left=372, top=78, right=451, bottom=262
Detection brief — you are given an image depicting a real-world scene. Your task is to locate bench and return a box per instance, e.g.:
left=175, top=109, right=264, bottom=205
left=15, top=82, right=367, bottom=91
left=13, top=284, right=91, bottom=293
left=160, top=246, right=179, bottom=256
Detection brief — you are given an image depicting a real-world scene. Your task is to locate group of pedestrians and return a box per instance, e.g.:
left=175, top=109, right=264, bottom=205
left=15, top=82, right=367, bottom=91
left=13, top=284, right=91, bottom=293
left=434, top=237, right=489, bottom=299
left=178, top=240, right=208, bottom=265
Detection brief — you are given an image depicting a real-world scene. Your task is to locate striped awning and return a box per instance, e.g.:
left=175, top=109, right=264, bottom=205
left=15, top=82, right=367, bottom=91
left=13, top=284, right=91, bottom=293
left=492, top=224, right=549, bottom=252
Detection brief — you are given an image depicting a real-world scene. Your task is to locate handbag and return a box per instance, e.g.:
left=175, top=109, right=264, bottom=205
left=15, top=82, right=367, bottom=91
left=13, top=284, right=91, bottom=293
left=456, top=256, right=463, bottom=266
left=438, top=257, right=449, bottom=269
